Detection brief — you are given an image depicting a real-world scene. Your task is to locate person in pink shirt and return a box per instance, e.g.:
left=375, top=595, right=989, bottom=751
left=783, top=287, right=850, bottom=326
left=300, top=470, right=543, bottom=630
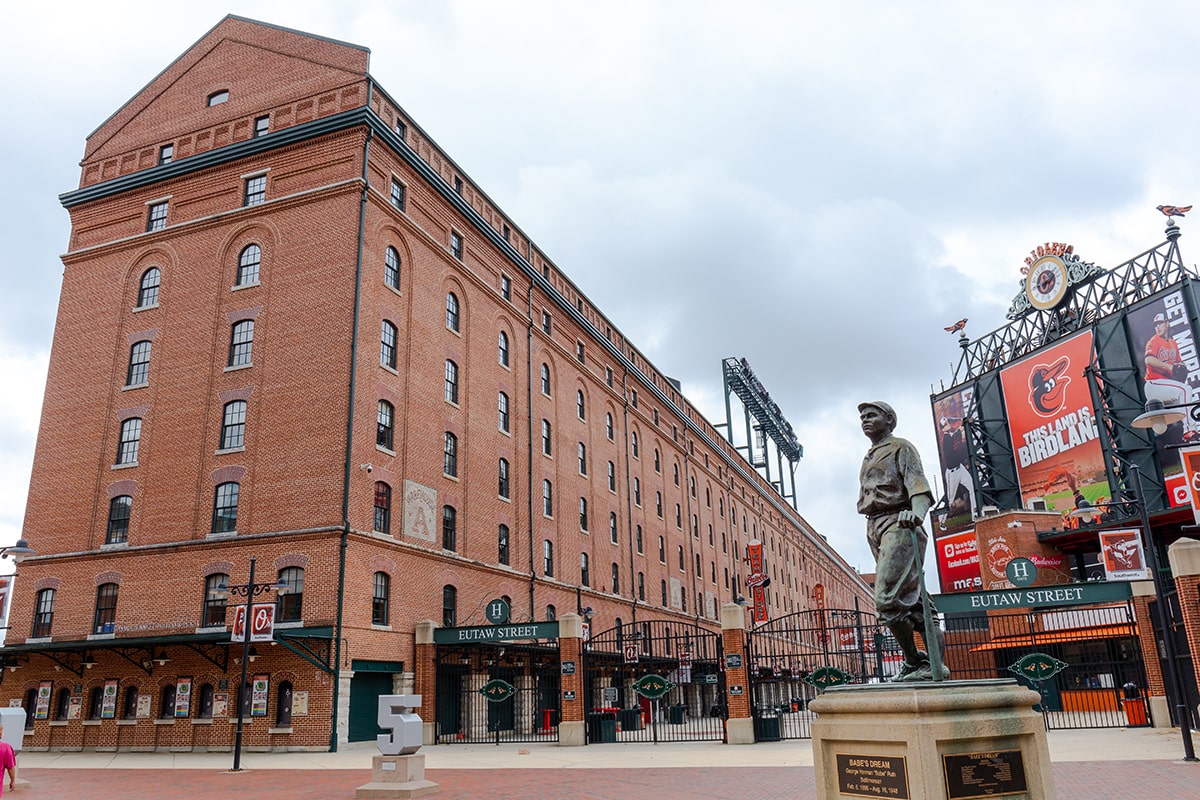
left=0, top=722, right=16, bottom=795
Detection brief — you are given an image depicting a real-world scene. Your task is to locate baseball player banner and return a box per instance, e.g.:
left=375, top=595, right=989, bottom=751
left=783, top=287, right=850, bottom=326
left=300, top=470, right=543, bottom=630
left=1099, top=529, right=1150, bottom=581
left=101, top=679, right=118, bottom=718
left=745, top=540, right=769, bottom=624
left=998, top=330, right=1113, bottom=513
left=1179, top=446, right=1200, bottom=525
left=1128, top=290, right=1200, bottom=505
left=932, top=386, right=977, bottom=536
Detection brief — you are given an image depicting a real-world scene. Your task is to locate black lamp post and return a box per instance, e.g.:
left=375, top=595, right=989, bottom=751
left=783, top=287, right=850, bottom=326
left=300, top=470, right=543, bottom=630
left=1073, top=463, right=1198, bottom=761
left=214, top=557, right=288, bottom=772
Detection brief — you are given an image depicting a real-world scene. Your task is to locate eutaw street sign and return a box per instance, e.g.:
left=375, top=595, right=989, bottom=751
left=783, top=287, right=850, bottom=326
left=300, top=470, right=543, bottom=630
left=932, top=580, right=1130, bottom=614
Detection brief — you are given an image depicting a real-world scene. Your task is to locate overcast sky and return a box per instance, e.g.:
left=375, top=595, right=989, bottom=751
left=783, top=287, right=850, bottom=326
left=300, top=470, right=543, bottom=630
left=3, top=1, right=1198, bottom=586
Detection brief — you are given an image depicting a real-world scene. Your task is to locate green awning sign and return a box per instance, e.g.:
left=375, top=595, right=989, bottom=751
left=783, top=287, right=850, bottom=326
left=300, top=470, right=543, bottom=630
left=805, top=666, right=851, bottom=689
left=1009, top=653, right=1067, bottom=681
left=634, top=674, right=675, bottom=699
left=479, top=679, right=517, bottom=703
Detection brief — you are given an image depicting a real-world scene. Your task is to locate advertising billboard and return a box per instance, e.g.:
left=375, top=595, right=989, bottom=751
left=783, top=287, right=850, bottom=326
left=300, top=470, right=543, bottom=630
left=1127, top=289, right=1200, bottom=507
left=998, top=330, right=1113, bottom=514
left=935, top=529, right=981, bottom=594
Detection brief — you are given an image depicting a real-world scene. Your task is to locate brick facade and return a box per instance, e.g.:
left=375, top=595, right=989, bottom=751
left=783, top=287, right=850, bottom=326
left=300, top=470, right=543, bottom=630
left=3, top=15, right=871, bottom=751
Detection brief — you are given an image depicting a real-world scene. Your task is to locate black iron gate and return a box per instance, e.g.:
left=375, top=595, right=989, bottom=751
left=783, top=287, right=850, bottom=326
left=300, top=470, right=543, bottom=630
left=583, top=618, right=726, bottom=743
left=943, top=601, right=1148, bottom=729
left=435, top=640, right=560, bottom=743
left=748, top=607, right=887, bottom=740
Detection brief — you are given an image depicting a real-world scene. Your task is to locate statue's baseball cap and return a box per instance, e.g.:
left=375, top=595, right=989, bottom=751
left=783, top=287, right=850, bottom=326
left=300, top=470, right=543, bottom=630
left=857, top=401, right=897, bottom=422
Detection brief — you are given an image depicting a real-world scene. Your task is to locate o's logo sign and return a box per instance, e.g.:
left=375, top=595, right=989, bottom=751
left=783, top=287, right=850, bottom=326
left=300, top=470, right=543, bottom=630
left=1191, top=470, right=1200, bottom=493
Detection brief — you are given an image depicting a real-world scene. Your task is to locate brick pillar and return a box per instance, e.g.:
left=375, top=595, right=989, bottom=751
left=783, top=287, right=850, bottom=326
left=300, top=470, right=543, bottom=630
left=558, top=612, right=585, bottom=746
left=1131, top=582, right=1168, bottom=726
left=414, top=620, right=437, bottom=745
left=1169, top=538, right=1200, bottom=726
left=720, top=602, right=753, bottom=744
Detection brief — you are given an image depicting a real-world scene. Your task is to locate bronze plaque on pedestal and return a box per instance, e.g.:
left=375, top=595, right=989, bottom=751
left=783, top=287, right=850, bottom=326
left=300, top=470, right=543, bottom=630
left=835, top=753, right=909, bottom=798
left=942, top=750, right=1027, bottom=799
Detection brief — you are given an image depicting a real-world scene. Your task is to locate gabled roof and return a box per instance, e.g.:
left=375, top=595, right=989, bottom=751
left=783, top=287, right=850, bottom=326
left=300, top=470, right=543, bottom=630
left=82, top=14, right=370, bottom=165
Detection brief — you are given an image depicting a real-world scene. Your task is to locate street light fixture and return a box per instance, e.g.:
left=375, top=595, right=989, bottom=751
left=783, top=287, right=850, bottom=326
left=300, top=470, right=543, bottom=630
left=0, top=539, right=35, bottom=563
left=1070, top=463, right=1198, bottom=761
left=1131, top=399, right=1190, bottom=435
left=213, top=556, right=289, bottom=772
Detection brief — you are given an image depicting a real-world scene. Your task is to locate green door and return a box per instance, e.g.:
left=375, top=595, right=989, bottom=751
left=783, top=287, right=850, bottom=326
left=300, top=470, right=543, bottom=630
left=348, top=671, right=394, bottom=742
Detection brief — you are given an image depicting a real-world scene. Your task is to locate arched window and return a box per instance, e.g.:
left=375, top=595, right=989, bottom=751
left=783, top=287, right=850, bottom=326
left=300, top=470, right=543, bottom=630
left=546, top=604, right=556, bottom=621
left=229, top=319, right=254, bottom=367
left=22, top=689, right=36, bottom=728
left=498, top=524, right=510, bottom=565
left=442, top=585, right=457, bottom=627
left=88, top=686, right=105, bottom=720
left=374, top=482, right=391, bottom=534
left=443, top=432, right=458, bottom=476
left=122, top=686, right=139, bottom=720
left=580, top=552, right=590, bottom=586
left=276, top=681, right=294, bottom=727
left=446, top=292, right=460, bottom=332
left=159, top=683, right=176, bottom=719
left=498, top=392, right=510, bottom=432
left=54, top=688, right=71, bottom=721
left=540, top=363, right=551, bottom=395
left=277, top=566, right=304, bottom=622
left=106, top=495, right=132, bottom=544
left=203, top=573, right=229, bottom=627
left=32, top=588, right=54, bottom=637
left=380, top=320, right=397, bottom=368
left=116, top=418, right=142, bottom=465
left=372, top=572, right=390, bottom=625
left=444, top=360, right=459, bottom=404
left=137, top=268, right=161, bottom=308
left=498, top=459, right=510, bottom=499
left=126, top=340, right=151, bottom=386
left=220, top=400, right=247, bottom=449
left=377, top=400, right=394, bottom=450
left=498, top=331, right=509, bottom=367
left=198, top=683, right=215, bottom=719
left=212, top=482, right=239, bottom=533
left=237, top=244, right=261, bottom=286
left=384, top=246, right=401, bottom=290
left=93, top=583, right=119, bottom=634
left=442, top=505, right=457, bottom=551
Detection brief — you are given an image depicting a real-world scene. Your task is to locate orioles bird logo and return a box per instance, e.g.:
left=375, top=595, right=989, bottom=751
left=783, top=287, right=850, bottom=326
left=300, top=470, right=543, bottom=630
left=1158, top=205, right=1192, bottom=218
left=944, top=318, right=968, bottom=334
left=1028, top=356, right=1071, bottom=418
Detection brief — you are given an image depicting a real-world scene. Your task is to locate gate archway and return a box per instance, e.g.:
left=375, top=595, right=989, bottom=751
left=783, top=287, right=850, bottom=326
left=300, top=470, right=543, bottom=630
left=583, top=618, right=726, bottom=743
left=748, top=607, right=888, bottom=740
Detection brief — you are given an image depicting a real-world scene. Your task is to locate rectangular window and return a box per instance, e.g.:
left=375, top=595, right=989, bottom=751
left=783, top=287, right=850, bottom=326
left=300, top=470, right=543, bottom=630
left=450, top=231, right=463, bottom=260
left=229, top=321, right=254, bottom=367
left=541, top=311, right=551, bottom=335
left=158, top=144, right=173, bottom=165
left=244, top=175, right=266, bottom=206
left=498, top=525, right=510, bottom=566
left=390, top=178, right=406, bottom=211
left=500, top=275, right=512, bottom=301
left=576, top=341, right=584, bottom=363
left=93, top=584, right=119, bottom=634
left=453, top=176, right=463, bottom=195
left=147, top=201, right=168, bottom=232
left=253, top=115, right=270, bottom=138
left=396, top=120, right=407, bottom=140
left=502, top=224, right=511, bottom=241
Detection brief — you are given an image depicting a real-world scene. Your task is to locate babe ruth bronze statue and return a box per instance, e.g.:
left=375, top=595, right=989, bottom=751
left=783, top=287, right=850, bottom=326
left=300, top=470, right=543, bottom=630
left=857, top=401, right=949, bottom=682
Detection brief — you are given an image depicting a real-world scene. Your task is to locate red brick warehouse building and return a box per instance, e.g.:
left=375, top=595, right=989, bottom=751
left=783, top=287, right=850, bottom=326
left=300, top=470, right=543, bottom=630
left=2, top=15, right=870, bottom=751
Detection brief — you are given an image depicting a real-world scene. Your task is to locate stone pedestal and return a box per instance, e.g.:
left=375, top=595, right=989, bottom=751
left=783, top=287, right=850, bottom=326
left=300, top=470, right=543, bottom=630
left=809, top=680, right=1054, bottom=800
left=355, top=754, right=439, bottom=799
